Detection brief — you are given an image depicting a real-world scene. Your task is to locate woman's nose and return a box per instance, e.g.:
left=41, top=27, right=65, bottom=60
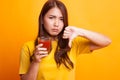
left=54, top=19, right=59, bottom=27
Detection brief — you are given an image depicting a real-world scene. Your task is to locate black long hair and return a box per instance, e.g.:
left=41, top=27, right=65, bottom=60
left=34, top=0, right=73, bottom=70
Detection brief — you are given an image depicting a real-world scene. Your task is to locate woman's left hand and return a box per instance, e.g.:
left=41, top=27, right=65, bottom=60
left=63, top=26, right=83, bottom=47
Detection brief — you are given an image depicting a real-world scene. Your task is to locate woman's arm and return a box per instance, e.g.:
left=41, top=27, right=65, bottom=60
left=63, top=26, right=111, bottom=50
left=20, top=44, right=48, bottom=80
left=77, top=28, right=111, bottom=50
left=20, top=61, right=39, bottom=80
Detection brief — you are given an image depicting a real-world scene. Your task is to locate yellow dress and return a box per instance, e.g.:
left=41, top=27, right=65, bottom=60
left=19, top=37, right=91, bottom=80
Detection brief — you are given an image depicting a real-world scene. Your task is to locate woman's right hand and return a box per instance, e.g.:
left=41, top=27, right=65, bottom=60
left=33, top=44, right=48, bottom=63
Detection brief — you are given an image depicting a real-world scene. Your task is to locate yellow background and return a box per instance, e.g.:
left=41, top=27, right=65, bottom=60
left=0, top=0, right=120, bottom=80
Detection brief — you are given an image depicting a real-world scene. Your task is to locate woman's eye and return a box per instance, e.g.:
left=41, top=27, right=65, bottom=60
left=49, top=17, right=54, bottom=19
left=61, top=19, right=63, bottom=21
left=60, top=18, right=63, bottom=21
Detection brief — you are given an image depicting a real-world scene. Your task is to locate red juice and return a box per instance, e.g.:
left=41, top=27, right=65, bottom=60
left=38, top=37, right=51, bottom=53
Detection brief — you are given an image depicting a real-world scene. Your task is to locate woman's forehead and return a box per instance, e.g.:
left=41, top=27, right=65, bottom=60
left=45, top=7, right=63, bottom=17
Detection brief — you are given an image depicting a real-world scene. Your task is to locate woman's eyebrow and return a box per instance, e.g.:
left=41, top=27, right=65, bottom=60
left=49, top=15, right=63, bottom=18
left=48, top=15, right=56, bottom=18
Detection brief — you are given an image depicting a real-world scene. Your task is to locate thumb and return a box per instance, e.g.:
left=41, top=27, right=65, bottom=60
left=68, top=36, right=75, bottom=48
left=68, top=33, right=77, bottom=47
left=68, top=39, right=72, bottom=48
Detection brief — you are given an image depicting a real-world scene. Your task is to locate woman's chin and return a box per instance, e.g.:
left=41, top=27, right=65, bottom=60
left=49, top=33, right=59, bottom=36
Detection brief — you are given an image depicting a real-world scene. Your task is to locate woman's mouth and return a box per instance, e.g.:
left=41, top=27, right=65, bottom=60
left=52, top=29, right=59, bottom=32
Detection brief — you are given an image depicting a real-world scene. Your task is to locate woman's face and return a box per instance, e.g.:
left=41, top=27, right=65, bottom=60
left=43, top=7, right=64, bottom=36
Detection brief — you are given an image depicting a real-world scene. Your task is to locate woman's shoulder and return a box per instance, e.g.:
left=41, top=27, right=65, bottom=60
left=24, top=40, right=35, bottom=45
left=22, top=40, right=35, bottom=49
left=23, top=40, right=35, bottom=45
left=20, top=40, right=35, bottom=57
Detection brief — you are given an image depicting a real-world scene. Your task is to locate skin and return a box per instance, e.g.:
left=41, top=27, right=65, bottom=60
left=63, top=26, right=111, bottom=50
left=20, top=7, right=111, bottom=80
left=43, top=7, right=64, bottom=36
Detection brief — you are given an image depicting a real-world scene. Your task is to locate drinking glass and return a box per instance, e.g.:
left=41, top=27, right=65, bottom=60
left=38, top=36, right=51, bottom=53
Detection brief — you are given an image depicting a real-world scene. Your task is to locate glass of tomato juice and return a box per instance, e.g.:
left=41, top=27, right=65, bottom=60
left=38, top=36, right=51, bottom=54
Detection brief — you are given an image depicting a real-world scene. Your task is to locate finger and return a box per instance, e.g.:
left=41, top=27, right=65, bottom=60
left=39, top=54, right=48, bottom=58
left=63, top=36, right=68, bottom=39
left=36, top=44, right=43, bottom=48
left=64, top=30, right=70, bottom=34
left=35, top=51, right=48, bottom=55
left=65, top=27, right=71, bottom=30
left=34, top=53, right=48, bottom=62
left=37, top=47, right=47, bottom=51
left=34, top=50, right=48, bottom=55
left=68, top=36, right=75, bottom=48
left=68, top=39, right=72, bottom=48
left=63, top=32, right=71, bottom=39
left=39, top=51, right=48, bottom=54
left=63, top=34, right=69, bottom=39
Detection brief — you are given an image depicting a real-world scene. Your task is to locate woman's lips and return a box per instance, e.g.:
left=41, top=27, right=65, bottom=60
left=52, top=29, right=59, bottom=32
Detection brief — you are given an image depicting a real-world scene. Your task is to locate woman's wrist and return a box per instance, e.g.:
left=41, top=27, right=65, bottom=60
left=77, top=28, right=85, bottom=37
left=32, top=59, right=41, bottom=64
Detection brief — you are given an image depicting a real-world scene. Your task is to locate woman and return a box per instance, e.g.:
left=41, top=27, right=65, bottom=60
left=19, top=0, right=111, bottom=80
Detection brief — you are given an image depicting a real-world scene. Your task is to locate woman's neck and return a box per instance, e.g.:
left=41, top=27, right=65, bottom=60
left=50, top=36, right=58, bottom=41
